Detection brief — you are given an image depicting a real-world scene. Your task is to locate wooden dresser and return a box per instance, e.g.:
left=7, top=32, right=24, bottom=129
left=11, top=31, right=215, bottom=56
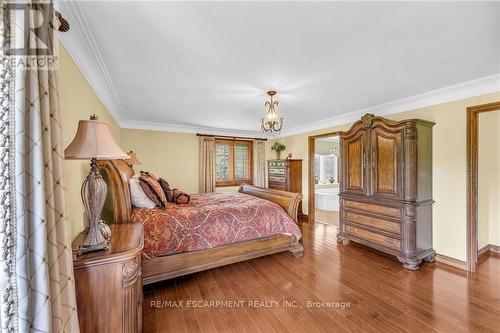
left=337, top=114, right=435, bottom=270
left=73, top=224, right=144, bottom=333
left=268, top=159, right=303, bottom=215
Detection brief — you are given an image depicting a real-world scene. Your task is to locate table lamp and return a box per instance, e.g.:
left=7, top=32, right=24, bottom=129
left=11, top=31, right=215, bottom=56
left=65, top=115, right=128, bottom=254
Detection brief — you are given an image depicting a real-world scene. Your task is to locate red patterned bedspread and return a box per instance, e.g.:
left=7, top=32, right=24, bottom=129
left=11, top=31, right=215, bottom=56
left=130, top=192, right=302, bottom=259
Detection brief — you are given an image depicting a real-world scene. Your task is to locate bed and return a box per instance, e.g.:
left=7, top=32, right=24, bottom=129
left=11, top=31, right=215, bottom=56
left=99, top=159, right=304, bottom=285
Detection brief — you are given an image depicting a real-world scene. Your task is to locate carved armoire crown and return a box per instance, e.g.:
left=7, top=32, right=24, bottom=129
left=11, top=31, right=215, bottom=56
left=337, top=113, right=435, bottom=270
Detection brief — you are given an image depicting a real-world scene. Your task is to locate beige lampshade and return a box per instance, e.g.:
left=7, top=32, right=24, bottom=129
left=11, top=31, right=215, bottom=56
left=65, top=119, right=128, bottom=160
left=126, top=151, right=142, bottom=165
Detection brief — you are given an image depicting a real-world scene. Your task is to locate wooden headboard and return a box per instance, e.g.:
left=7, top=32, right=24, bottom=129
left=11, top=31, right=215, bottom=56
left=98, top=159, right=135, bottom=224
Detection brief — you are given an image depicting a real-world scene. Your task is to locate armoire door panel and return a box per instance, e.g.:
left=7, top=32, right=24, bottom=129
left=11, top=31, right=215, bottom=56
left=371, top=129, right=403, bottom=199
left=377, top=136, right=396, bottom=191
left=348, top=139, right=362, bottom=188
left=341, top=132, right=367, bottom=194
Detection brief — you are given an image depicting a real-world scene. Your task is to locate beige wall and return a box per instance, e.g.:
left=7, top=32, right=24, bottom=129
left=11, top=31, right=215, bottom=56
left=478, top=111, right=500, bottom=248
left=59, top=44, right=122, bottom=239
left=270, top=92, right=500, bottom=261
left=120, top=129, right=199, bottom=194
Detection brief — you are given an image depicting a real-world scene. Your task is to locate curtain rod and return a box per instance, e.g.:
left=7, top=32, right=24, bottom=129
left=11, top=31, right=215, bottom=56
left=196, top=133, right=267, bottom=141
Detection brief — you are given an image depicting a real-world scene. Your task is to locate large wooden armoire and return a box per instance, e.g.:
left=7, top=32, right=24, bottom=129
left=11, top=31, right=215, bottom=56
left=268, top=159, right=303, bottom=215
left=337, top=113, right=435, bottom=270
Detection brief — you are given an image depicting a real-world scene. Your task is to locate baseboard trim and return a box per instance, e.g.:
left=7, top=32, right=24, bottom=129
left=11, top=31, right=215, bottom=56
left=479, top=245, right=490, bottom=259
left=479, top=244, right=500, bottom=259
left=435, top=253, right=467, bottom=270
left=491, top=244, right=500, bottom=254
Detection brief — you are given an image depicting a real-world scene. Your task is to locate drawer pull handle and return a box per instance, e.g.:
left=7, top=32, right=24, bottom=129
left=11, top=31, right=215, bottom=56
left=383, top=238, right=398, bottom=244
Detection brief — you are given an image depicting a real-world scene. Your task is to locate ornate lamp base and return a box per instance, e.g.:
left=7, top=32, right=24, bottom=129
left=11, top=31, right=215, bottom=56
left=77, top=158, right=111, bottom=255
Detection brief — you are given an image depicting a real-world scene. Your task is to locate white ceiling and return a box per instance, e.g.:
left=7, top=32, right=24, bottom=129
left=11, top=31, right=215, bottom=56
left=57, top=1, right=500, bottom=137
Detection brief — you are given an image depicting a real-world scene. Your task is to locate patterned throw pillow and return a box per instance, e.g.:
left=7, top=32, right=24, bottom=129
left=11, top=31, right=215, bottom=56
left=158, top=178, right=174, bottom=203
left=139, top=173, right=169, bottom=208
left=172, top=189, right=190, bottom=204
left=140, top=170, right=158, bottom=179
left=139, top=179, right=163, bottom=207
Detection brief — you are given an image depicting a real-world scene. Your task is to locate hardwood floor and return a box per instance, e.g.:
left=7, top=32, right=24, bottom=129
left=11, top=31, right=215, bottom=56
left=315, top=209, right=339, bottom=226
left=143, top=217, right=500, bottom=333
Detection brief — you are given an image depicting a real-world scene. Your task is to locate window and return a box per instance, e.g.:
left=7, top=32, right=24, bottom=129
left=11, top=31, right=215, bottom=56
left=216, top=139, right=253, bottom=186
left=314, top=154, right=338, bottom=184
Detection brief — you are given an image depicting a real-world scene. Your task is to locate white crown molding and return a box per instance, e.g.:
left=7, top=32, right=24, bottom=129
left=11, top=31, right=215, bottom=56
left=56, top=0, right=125, bottom=126
left=121, top=120, right=267, bottom=138
left=277, top=73, right=500, bottom=138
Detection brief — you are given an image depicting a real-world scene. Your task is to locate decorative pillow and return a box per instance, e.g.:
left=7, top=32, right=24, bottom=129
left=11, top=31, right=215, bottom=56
left=128, top=178, right=156, bottom=209
left=172, top=188, right=190, bottom=205
left=139, top=179, right=163, bottom=207
left=140, top=170, right=158, bottom=179
left=158, top=178, right=174, bottom=203
left=139, top=173, right=168, bottom=208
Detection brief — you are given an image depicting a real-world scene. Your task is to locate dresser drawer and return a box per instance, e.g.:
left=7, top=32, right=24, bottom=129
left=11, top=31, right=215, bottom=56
left=344, top=224, right=401, bottom=251
left=269, top=167, right=285, bottom=175
left=344, top=211, right=401, bottom=234
left=268, top=160, right=285, bottom=168
left=343, top=200, right=402, bottom=219
left=269, top=175, right=285, bottom=183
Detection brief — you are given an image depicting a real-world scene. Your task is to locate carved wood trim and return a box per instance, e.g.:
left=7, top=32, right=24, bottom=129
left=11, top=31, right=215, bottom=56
left=122, top=255, right=141, bottom=333
left=404, top=126, right=418, bottom=140
left=122, top=257, right=140, bottom=288
left=361, top=113, right=376, bottom=128
left=343, top=113, right=434, bottom=139
left=466, top=101, right=500, bottom=272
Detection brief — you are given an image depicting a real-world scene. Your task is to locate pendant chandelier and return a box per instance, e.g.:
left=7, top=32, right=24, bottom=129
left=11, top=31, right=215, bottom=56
left=260, top=90, right=284, bottom=133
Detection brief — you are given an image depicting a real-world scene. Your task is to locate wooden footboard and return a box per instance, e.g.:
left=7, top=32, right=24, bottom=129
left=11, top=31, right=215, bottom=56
left=238, top=184, right=302, bottom=223
left=142, top=233, right=302, bottom=285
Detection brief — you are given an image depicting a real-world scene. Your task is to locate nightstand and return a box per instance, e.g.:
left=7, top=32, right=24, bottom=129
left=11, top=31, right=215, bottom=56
left=72, top=223, right=144, bottom=333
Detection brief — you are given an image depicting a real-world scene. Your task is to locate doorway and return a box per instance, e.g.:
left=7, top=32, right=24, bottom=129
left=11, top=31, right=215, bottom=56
left=466, top=101, right=500, bottom=272
left=308, top=132, right=341, bottom=226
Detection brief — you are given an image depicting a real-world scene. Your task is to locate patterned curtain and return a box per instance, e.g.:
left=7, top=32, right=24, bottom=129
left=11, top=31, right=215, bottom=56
left=253, top=140, right=266, bottom=187
left=0, top=2, right=17, bottom=331
left=0, top=1, right=79, bottom=332
left=199, top=136, right=216, bottom=193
